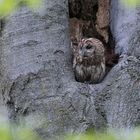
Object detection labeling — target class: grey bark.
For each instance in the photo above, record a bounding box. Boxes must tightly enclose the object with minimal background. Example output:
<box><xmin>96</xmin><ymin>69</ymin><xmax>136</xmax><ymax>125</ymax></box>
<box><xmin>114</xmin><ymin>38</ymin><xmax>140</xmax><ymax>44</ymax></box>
<box><xmin>0</xmin><ymin>0</ymin><xmax>140</xmax><ymax>139</ymax></box>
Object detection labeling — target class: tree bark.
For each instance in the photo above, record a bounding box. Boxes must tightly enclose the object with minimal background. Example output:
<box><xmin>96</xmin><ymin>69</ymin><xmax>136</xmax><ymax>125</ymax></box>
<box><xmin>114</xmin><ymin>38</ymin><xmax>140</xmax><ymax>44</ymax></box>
<box><xmin>0</xmin><ymin>0</ymin><xmax>140</xmax><ymax>139</ymax></box>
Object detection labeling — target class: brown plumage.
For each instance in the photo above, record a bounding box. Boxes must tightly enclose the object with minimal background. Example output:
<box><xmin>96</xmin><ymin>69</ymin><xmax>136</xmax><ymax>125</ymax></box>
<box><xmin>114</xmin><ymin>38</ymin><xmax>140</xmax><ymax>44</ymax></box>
<box><xmin>73</xmin><ymin>38</ymin><xmax>105</xmax><ymax>84</ymax></box>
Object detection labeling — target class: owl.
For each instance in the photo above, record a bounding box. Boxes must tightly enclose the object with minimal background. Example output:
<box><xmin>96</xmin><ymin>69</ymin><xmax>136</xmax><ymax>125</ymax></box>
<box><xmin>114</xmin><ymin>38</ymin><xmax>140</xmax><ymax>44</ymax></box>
<box><xmin>73</xmin><ymin>38</ymin><xmax>106</xmax><ymax>84</ymax></box>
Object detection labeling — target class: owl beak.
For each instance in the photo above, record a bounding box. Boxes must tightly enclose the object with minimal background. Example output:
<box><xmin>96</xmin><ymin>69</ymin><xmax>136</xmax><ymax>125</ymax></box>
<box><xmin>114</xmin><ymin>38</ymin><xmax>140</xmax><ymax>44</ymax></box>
<box><xmin>84</xmin><ymin>54</ymin><xmax>88</xmax><ymax>57</ymax></box>
<box><xmin>83</xmin><ymin>53</ymin><xmax>88</xmax><ymax>58</ymax></box>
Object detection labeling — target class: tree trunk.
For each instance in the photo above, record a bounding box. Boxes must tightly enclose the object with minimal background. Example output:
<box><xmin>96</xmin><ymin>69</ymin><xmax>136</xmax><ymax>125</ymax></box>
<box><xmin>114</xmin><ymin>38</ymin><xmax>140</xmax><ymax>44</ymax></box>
<box><xmin>0</xmin><ymin>0</ymin><xmax>140</xmax><ymax>139</ymax></box>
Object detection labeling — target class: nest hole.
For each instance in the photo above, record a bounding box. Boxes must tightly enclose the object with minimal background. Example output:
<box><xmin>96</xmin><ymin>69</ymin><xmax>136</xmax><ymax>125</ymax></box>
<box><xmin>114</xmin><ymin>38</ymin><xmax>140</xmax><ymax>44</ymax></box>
<box><xmin>68</xmin><ymin>0</ymin><xmax>119</xmax><ymax>75</ymax></box>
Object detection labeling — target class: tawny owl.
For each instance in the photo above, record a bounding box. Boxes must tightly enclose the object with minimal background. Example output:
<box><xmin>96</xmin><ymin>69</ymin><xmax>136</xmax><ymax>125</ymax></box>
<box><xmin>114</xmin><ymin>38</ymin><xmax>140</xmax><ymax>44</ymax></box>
<box><xmin>73</xmin><ymin>38</ymin><xmax>106</xmax><ymax>84</ymax></box>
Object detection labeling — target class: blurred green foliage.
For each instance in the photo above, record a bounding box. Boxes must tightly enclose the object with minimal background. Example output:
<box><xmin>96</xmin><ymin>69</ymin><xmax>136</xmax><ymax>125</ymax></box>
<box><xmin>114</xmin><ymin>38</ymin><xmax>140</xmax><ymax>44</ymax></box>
<box><xmin>0</xmin><ymin>122</ymin><xmax>40</xmax><ymax>140</ymax></box>
<box><xmin>1</xmin><ymin>121</ymin><xmax>140</xmax><ymax>140</ymax></box>
<box><xmin>0</xmin><ymin>0</ymin><xmax>41</xmax><ymax>16</ymax></box>
<box><xmin>121</xmin><ymin>0</ymin><xmax>140</xmax><ymax>7</ymax></box>
<box><xmin>64</xmin><ymin>132</ymin><xmax>115</xmax><ymax>140</ymax></box>
<box><xmin>65</xmin><ymin>128</ymin><xmax>140</xmax><ymax>140</ymax></box>
<box><xmin>0</xmin><ymin>123</ymin><xmax>13</xmax><ymax>140</ymax></box>
<box><xmin>0</xmin><ymin>0</ymin><xmax>139</xmax><ymax>16</ymax></box>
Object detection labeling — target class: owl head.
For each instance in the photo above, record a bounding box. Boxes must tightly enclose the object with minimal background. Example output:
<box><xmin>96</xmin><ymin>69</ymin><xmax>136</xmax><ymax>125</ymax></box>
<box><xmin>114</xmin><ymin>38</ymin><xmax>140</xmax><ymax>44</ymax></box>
<box><xmin>78</xmin><ymin>38</ymin><xmax>96</xmax><ymax>61</ymax></box>
<box><xmin>76</xmin><ymin>38</ymin><xmax>105</xmax><ymax>66</ymax></box>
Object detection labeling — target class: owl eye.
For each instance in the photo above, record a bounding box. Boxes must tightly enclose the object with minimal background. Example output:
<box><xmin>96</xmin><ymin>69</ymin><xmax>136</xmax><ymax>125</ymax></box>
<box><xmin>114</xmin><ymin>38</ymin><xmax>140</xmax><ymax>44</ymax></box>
<box><xmin>86</xmin><ymin>45</ymin><xmax>92</xmax><ymax>49</ymax></box>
